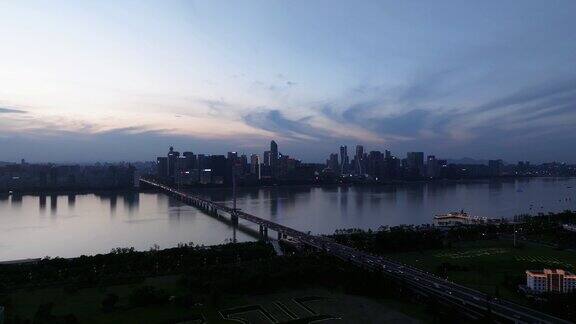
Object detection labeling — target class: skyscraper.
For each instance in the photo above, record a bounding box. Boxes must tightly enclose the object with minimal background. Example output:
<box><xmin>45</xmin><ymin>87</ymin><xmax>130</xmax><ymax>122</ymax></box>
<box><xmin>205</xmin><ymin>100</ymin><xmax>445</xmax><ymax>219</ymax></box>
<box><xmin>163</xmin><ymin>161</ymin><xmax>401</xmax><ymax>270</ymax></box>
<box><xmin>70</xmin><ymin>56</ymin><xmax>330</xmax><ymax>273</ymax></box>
<box><xmin>183</xmin><ymin>151</ymin><xmax>196</xmax><ymax>170</ymax></box>
<box><xmin>427</xmin><ymin>155</ymin><xmax>437</xmax><ymax>178</ymax></box>
<box><xmin>340</xmin><ymin>145</ymin><xmax>349</xmax><ymax>174</ymax></box>
<box><xmin>263</xmin><ymin>151</ymin><xmax>271</xmax><ymax>166</ymax></box>
<box><xmin>406</xmin><ymin>152</ymin><xmax>424</xmax><ymax>177</ymax></box>
<box><xmin>354</xmin><ymin>145</ymin><xmax>364</xmax><ymax>175</ymax></box>
<box><xmin>250</xmin><ymin>154</ymin><xmax>260</xmax><ymax>179</ymax></box>
<box><xmin>488</xmin><ymin>159</ymin><xmax>503</xmax><ymax>176</ymax></box>
<box><xmin>156</xmin><ymin>157</ymin><xmax>168</xmax><ymax>177</ymax></box>
<box><xmin>327</xmin><ymin>153</ymin><xmax>339</xmax><ymax>171</ymax></box>
<box><xmin>270</xmin><ymin>140</ymin><xmax>279</xmax><ymax>178</ymax></box>
<box><xmin>167</xmin><ymin>146</ymin><xmax>180</xmax><ymax>179</ymax></box>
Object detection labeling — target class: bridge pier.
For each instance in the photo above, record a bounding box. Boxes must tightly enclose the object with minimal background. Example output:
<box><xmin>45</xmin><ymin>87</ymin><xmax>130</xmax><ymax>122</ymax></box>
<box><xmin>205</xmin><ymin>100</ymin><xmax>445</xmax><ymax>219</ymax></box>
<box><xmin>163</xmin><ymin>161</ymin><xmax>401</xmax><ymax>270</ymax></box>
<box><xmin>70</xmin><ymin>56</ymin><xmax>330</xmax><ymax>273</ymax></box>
<box><xmin>259</xmin><ymin>225</ymin><xmax>269</xmax><ymax>241</ymax></box>
<box><xmin>277</xmin><ymin>231</ymin><xmax>282</xmax><ymax>240</ymax></box>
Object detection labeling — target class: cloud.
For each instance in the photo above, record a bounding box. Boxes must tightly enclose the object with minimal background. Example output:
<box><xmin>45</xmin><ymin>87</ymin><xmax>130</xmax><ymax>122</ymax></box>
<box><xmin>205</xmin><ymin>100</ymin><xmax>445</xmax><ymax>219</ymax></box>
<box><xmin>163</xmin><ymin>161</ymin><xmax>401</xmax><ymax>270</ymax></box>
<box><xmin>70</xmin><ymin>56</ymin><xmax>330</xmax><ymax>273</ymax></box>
<box><xmin>0</xmin><ymin>107</ymin><xmax>27</xmax><ymax>114</ymax></box>
<box><xmin>243</xmin><ymin>109</ymin><xmax>322</xmax><ymax>141</ymax></box>
<box><xmin>474</xmin><ymin>78</ymin><xmax>576</xmax><ymax>113</ymax></box>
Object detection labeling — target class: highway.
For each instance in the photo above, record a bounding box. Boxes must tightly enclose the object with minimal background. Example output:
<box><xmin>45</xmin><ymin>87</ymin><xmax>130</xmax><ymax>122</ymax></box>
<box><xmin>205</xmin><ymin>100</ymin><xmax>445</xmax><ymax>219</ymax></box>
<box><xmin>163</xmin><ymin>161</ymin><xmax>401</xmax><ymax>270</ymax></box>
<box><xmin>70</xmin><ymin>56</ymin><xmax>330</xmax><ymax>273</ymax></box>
<box><xmin>140</xmin><ymin>178</ymin><xmax>571</xmax><ymax>324</ymax></box>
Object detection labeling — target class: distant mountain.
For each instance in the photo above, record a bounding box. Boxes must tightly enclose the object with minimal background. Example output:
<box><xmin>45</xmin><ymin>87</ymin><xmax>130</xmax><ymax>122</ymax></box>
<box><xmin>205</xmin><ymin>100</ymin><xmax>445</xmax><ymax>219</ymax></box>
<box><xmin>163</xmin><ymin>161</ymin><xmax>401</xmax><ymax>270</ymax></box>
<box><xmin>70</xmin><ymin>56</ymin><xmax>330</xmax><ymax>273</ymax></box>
<box><xmin>446</xmin><ymin>158</ymin><xmax>489</xmax><ymax>165</ymax></box>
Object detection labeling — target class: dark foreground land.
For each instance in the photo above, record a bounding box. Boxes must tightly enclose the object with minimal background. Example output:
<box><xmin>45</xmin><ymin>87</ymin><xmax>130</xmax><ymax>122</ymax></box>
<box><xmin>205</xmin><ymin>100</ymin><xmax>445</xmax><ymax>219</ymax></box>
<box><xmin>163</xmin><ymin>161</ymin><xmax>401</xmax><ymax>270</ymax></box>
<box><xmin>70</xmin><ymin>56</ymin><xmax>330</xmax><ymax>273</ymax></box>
<box><xmin>1</xmin><ymin>241</ymin><xmax>485</xmax><ymax>324</ymax></box>
<box><xmin>2</xmin><ymin>211</ymin><xmax>576</xmax><ymax>323</ymax></box>
<box><xmin>332</xmin><ymin>210</ymin><xmax>576</xmax><ymax>322</ymax></box>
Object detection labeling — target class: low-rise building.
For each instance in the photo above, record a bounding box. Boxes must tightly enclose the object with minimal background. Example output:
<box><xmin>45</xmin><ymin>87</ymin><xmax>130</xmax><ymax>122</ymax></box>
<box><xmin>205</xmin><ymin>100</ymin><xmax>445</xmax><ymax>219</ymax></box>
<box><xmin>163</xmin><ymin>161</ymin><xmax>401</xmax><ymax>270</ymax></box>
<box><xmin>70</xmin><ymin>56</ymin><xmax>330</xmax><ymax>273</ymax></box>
<box><xmin>526</xmin><ymin>269</ymin><xmax>576</xmax><ymax>293</ymax></box>
<box><xmin>433</xmin><ymin>211</ymin><xmax>491</xmax><ymax>227</ymax></box>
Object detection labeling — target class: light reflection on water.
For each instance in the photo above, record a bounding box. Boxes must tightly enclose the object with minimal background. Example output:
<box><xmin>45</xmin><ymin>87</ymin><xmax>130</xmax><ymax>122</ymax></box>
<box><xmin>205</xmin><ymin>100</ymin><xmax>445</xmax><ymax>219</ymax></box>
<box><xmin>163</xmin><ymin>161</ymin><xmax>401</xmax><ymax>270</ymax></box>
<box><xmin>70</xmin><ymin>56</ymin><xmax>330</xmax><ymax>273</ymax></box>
<box><xmin>1</xmin><ymin>177</ymin><xmax>575</xmax><ymax>261</ymax></box>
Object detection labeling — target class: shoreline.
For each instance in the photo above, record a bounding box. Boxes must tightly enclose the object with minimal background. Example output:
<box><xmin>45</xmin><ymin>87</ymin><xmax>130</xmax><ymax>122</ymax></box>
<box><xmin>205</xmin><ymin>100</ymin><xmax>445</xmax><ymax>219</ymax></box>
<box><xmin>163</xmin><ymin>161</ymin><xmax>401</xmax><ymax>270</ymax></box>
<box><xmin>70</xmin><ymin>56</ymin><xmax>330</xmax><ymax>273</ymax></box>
<box><xmin>2</xmin><ymin>175</ymin><xmax>573</xmax><ymax>196</ymax></box>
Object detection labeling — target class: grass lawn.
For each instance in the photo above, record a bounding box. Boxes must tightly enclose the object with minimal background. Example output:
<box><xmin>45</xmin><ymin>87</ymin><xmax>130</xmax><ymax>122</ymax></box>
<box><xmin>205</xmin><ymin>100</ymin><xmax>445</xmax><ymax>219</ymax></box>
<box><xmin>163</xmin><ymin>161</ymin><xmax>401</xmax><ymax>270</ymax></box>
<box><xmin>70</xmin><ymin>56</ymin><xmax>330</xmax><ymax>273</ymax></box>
<box><xmin>7</xmin><ymin>277</ymin><xmax>428</xmax><ymax>323</ymax></box>
<box><xmin>8</xmin><ymin>275</ymin><xmax>209</xmax><ymax>324</ymax></box>
<box><xmin>386</xmin><ymin>239</ymin><xmax>576</xmax><ymax>303</ymax></box>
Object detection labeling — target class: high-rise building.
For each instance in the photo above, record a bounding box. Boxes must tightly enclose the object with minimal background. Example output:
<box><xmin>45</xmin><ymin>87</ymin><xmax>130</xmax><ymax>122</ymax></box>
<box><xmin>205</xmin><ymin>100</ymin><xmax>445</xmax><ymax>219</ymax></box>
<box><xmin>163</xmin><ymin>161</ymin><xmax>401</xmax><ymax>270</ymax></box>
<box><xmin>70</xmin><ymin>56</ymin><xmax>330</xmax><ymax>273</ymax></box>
<box><xmin>156</xmin><ymin>157</ymin><xmax>168</xmax><ymax>177</ymax></box>
<box><xmin>263</xmin><ymin>151</ymin><xmax>272</xmax><ymax>167</ymax></box>
<box><xmin>339</xmin><ymin>145</ymin><xmax>349</xmax><ymax>174</ymax></box>
<box><xmin>270</xmin><ymin>140</ymin><xmax>279</xmax><ymax>177</ymax></box>
<box><xmin>427</xmin><ymin>155</ymin><xmax>438</xmax><ymax>178</ymax></box>
<box><xmin>226</xmin><ymin>151</ymin><xmax>239</xmax><ymax>184</ymax></box>
<box><xmin>327</xmin><ymin>153</ymin><xmax>339</xmax><ymax>171</ymax></box>
<box><xmin>227</xmin><ymin>151</ymin><xmax>238</xmax><ymax>161</ymax></box>
<box><xmin>367</xmin><ymin>151</ymin><xmax>384</xmax><ymax>180</ymax></box>
<box><xmin>183</xmin><ymin>151</ymin><xmax>196</xmax><ymax>170</ymax></box>
<box><xmin>197</xmin><ymin>154</ymin><xmax>210</xmax><ymax>171</ymax></box>
<box><xmin>210</xmin><ymin>155</ymin><xmax>226</xmax><ymax>184</ymax></box>
<box><xmin>354</xmin><ymin>145</ymin><xmax>365</xmax><ymax>175</ymax></box>
<box><xmin>239</xmin><ymin>154</ymin><xmax>248</xmax><ymax>175</ymax></box>
<box><xmin>167</xmin><ymin>146</ymin><xmax>180</xmax><ymax>178</ymax></box>
<box><xmin>279</xmin><ymin>154</ymin><xmax>290</xmax><ymax>178</ymax></box>
<box><xmin>406</xmin><ymin>152</ymin><xmax>424</xmax><ymax>177</ymax></box>
<box><xmin>250</xmin><ymin>154</ymin><xmax>260</xmax><ymax>179</ymax></box>
<box><xmin>488</xmin><ymin>159</ymin><xmax>503</xmax><ymax>176</ymax></box>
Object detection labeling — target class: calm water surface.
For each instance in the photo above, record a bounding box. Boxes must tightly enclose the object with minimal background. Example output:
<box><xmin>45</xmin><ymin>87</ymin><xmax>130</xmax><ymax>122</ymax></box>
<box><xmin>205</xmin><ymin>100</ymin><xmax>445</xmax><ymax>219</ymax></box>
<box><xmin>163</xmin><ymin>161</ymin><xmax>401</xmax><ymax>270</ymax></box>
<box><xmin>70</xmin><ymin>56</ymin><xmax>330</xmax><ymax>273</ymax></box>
<box><xmin>1</xmin><ymin>177</ymin><xmax>575</xmax><ymax>261</ymax></box>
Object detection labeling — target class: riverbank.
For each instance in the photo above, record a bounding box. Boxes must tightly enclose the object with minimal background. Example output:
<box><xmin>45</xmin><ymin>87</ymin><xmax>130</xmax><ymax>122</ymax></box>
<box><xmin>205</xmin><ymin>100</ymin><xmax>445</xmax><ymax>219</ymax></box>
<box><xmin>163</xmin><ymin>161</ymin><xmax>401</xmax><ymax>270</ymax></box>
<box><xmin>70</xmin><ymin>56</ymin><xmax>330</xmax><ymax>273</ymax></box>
<box><xmin>153</xmin><ymin>174</ymin><xmax>569</xmax><ymax>191</ymax></box>
<box><xmin>0</xmin><ymin>242</ymin><xmax>440</xmax><ymax>323</ymax></box>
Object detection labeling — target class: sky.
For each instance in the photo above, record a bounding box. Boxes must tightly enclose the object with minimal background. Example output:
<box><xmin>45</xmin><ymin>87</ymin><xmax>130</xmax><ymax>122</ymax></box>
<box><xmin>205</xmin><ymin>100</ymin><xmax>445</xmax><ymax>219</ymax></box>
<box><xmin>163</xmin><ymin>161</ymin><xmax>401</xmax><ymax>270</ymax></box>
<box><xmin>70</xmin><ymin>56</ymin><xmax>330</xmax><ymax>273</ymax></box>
<box><xmin>1</xmin><ymin>1</ymin><xmax>575</xmax><ymax>163</ymax></box>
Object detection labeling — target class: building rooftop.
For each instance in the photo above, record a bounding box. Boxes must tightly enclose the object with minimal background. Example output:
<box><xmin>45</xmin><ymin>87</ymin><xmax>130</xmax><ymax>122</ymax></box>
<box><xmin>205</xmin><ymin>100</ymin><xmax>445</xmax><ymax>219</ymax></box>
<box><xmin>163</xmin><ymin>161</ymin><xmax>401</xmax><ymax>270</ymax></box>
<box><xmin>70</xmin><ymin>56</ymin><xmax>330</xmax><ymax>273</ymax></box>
<box><xmin>526</xmin><ymin>269</ymin><xmax>576</xmax><ymax>278</ymax></box>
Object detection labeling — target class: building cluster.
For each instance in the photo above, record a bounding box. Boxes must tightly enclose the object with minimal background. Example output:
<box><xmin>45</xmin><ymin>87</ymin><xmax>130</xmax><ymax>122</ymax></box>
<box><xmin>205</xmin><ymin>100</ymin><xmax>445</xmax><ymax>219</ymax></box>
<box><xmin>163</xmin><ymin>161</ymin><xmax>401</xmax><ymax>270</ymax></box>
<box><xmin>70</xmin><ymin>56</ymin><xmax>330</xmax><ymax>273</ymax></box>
<box><xmin>325</xmin><ymin>145</ymin><xmax>505</xmax><ymax>180</ymax></box>
<box><xmin>0</xmin><ymin>161</ymin><xmax>136</xmax><ymax>192</ymax></box>
<box><xmin>526</xmin><ymin>269</ymin><xmax>576</xmax><ymax>294</ymax></box>
<box><xmin>155</xmin><ymin>140</ymin><xmax>576</xmax><ymax>186</ymax></box>
<box><xmin>155</xmin><ymin>141</ymin><xmax>320</xmax><ymax>185</ymax></box>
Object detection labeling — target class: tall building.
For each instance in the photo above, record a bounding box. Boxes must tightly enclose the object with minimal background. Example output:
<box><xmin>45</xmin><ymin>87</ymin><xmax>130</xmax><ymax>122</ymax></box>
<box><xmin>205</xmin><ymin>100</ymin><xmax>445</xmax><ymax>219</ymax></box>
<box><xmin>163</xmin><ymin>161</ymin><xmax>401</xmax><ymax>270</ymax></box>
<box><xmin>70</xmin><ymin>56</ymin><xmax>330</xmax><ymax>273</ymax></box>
<box><xmin>406</xmin><ymin>152</ymin><xmax>424</xmax><ymax>177</ymax></box>
<box><xmin>210</xmin><ymin>155</ymin><xmax>226</xmax><ymax>184</ymax></box>
<box><xmin>367</xmin><ymin>151</ymin><xmax>384</xmax><ymax>180</ymax></box>
<box><xmin>488</xmin><ymin>159</ymin><xmax>503</xmax><ymax>176</ymax></box>
<box><xmin>270</xmin><ymin>140</ymin><xmax>279</xmax><ymax>177</ymax></box>
<box><xmin>197</xmin><ymin>154</ymin><xmax>210</xmax><ymax>171</ymax></box>
<box><xmin>263</xmin><ymin>151</ymin><xmax>272</xmax><ymax>167</ymax></box>
<box><xmin>427</xmin><ymin>155</ymin><xmax>438</xmax><ymax>178</ymax></box>
<box><xmin>250</xmin><ymin>154</ymin><xmax>260</xmax><ymax>179</ymax></box>
<box><xmin>327</xmin><ymin>153</ymin><xmax>339</xmax><ymax>171</ymax></box>
<box><xmin>279</xmin><ymin>154</ymin><xmax>290</xmax><ymax>177</ymax></box>
<box><xmin>156</xmin><ymin>157</ymin><xmax>168</xmax><ymax>177</ymax></box>
<box><xmin>354</xmin><ymin>145</ymin><xmax>364</xmax><ymax>175</ymax></box>
<box><xmin>183</xmin><ymin>151</ymin><xmax>196</xmax><ymax>170</ymax></box>
<box><xmin>339</xmin><ymin>145</ymin><xmax>349</xmax><ymax>174</ymax></box>
<box><xmin>239</xmin><ymin>154</ymin><xmax>248</xmax><ymax>175</ymax></box>
<box><xmin>167</xmin><ymin>146</ymin><xmax>180</xmax><ymax>179</ymax></box>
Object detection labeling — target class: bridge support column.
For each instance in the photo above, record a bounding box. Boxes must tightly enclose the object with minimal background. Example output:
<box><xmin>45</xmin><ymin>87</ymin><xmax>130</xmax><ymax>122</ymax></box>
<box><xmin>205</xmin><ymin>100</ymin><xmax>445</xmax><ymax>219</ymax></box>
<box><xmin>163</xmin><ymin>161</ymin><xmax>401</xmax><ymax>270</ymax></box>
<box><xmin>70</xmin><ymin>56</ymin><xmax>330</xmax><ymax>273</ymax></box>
<box><xmin>277</xmin><ymin>232</ymin><xmax>282</xmax><ymax>240</ymax></box>
<box><xmin>259</xmin><ymin>225</ymin><xmax>267</xmax><ymax>241</ymax></box>
<box><xmin>231</xmin><ymin>213</ymin><xmax>238</xmax><ymax>226</ymax></box>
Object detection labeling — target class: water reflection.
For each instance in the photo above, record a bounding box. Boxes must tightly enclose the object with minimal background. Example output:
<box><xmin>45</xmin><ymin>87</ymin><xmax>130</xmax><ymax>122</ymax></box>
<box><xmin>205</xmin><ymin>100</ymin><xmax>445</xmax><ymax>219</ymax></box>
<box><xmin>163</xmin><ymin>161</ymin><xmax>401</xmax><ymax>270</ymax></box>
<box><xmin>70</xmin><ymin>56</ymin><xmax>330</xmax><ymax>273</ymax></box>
<box><xmin>11</xmin><ymin>193</ymin><xmax>22</xmax><ymax>207</ymax></box>
<box><xmin>123</xmin><ymin>192</ymin><xmax>139</xmax><ymax>213</ymax></box>
<box><xmin>39</xmin><ymin>194</ymin><xmax>47</xmax><ymax>213</ymax></box>
<box><xmin>50</xmin><ymin>195</ymin><xmax>57</xmax><ymax>215</ymax></box>
<box><xmin>68</xmin><ymin>194</ymin><xmax>76</xmax><ymax>209</ymax></box>
<box><xmin>1</xmin><ymin>178</ymin><xmax>575</xmax><ymax>261</ymax></box>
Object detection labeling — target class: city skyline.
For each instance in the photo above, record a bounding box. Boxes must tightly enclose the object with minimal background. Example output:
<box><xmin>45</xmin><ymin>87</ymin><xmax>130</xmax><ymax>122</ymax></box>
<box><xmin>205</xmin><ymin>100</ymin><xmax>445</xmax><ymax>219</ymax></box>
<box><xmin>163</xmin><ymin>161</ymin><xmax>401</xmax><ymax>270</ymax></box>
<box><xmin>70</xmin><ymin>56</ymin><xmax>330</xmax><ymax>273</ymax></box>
<box><xmin>1</xmin><ymin>1</ymin><xmax>576</xmax><ymax>163</ymax></box>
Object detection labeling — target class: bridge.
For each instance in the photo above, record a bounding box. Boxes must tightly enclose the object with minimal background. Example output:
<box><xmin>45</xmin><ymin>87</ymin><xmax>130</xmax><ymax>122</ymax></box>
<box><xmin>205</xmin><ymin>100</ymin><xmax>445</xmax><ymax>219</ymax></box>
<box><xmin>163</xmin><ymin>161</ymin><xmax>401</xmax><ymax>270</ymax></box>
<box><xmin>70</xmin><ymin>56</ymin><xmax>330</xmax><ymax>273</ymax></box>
<box><xmin>140</xmin><ymin>177</ymin><xmax>569</xmax><ymax>324</ymax></box>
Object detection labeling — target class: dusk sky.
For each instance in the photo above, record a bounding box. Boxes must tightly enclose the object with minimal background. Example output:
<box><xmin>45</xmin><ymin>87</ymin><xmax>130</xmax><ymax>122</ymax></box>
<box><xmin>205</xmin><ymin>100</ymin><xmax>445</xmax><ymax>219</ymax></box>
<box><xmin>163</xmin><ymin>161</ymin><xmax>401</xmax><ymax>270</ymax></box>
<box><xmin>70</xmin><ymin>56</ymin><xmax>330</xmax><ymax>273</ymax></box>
<box><xmin>1</xmin><ymin>1</ymin><xmax>575</xmax><ymax>163</ymax></box>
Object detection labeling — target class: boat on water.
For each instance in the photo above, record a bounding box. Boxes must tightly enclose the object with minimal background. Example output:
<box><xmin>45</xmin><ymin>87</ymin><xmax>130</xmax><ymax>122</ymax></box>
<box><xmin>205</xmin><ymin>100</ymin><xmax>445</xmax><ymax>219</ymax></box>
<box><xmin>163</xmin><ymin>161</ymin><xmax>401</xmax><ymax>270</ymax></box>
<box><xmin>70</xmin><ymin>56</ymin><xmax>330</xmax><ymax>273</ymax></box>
<box><xmin>433</xmin><ymin>210</ymin><xmax>494</xmax><ymax>227</ymax></box>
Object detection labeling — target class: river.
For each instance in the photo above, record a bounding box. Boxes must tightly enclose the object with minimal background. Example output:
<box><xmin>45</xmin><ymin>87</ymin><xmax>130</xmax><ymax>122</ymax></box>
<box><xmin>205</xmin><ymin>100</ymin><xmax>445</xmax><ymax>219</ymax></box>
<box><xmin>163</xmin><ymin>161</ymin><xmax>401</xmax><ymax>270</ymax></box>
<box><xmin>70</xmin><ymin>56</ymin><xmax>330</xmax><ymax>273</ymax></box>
<box><xmin>1</xmin><ymin>177</ymin><xmax>574</xmax><ymax>261</ymax></box>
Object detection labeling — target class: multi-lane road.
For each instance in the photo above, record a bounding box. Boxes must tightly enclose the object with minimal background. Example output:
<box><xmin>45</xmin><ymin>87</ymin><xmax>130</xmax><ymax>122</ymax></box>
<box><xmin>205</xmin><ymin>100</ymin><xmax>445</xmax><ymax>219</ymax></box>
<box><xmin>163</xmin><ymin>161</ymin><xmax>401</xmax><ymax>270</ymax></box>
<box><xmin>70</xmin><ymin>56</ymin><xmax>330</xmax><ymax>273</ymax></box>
<box><xmin>141</xmin><ymin>178</ymin><xmax>571</xmax><ymax>324</ymax></box>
